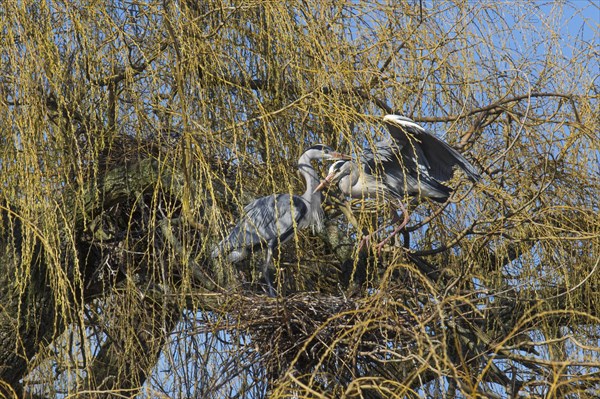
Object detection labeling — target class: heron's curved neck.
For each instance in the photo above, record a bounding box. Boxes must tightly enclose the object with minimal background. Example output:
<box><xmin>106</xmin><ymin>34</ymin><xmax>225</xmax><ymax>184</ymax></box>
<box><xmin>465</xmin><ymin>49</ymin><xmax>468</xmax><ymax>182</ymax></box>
<box><xmin>338</xmin><ymin>162</ymin><xmax>359</xmax><ymax>193</ymax></box>
<box><xmin>297</xmin><ymin>152</ymin><xmax>321</xmax><ymax>207</ymax></box>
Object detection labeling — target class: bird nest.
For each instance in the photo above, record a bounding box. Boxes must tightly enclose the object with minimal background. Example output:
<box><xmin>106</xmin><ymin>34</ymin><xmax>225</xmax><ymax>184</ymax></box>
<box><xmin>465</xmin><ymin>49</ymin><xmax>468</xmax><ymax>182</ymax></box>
<box><xmin>224</xmin><ymin>289</ymin><xmax>433</xmax><ymax>389</ymax></box>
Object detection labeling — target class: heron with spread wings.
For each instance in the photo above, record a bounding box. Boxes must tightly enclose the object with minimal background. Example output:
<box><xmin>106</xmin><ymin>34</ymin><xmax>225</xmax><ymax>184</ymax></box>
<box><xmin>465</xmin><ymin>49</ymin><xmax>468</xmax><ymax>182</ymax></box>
<box><xmin>315</xmin><ymin>114</ymin><xmax>480</xmax><ymax>252</ymax></box>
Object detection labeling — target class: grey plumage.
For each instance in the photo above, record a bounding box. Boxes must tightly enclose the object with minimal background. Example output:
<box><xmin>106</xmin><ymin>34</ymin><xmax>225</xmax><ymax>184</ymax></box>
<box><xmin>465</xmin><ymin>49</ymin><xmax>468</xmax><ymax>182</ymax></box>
<box><xmin>211</xmin><ymin>144</ymin><xmax>349</xmax><ymax>296</ymax></box>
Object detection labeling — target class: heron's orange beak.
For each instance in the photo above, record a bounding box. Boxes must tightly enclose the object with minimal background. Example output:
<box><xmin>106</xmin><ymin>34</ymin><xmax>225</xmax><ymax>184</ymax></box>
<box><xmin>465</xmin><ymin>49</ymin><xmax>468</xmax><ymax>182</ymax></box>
<box><xmin>330</xmin><ymin>151</ymin><xmax>352</xmax><ymax>160</ymax></box>
<box><xmin>313</xmin><ymin>180</ymin><xmax>329</xmax><ymax>194</ymax></box>
<box><xmin>313</xmin><ymin>171</ymin><xmax>337</xmax><ymax>193</ymax></box>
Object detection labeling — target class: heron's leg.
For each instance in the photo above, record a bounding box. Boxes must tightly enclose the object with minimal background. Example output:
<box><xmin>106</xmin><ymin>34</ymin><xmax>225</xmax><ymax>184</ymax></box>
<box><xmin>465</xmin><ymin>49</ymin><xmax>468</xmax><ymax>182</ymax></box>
<box><xmin>358</xmin><ymin>224</ymin><xmax>388</xmax><ymax>250</ymax></box>
<box><xmin>263</xmin><ymin>247</ymin><xmax>276</xmax><ymax>297</ymax></box>
<box><xmin>375</xmin><ymin>200</ymin><xmax>410</xmax><ymax>255</ymax></box>
<box><xmin>360</xmin><ymin>201</ymin><xmax>408</xmax><ymax>251</ymax></box>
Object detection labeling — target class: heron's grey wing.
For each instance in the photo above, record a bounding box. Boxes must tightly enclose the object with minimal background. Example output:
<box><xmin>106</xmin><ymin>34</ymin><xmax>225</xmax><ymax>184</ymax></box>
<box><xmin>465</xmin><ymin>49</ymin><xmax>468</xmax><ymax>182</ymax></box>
<box><xmin>360</xmin><ymin>120</ymin><xmax>451</xmax><ymax>200</ymax></box>
<box><xmin>215</xmin><ymin>196</ymin><xmax>276</xmax><ymax>256</ymax></box>
<box><xmin>364</xmin><ymin>134</ymin><xmax>432</xmax><ymax>177</ymax></box>
<box><xmin>223</xmin><ymin>194</ymin><xmax>308</xmax><ymax>253</ymax></box>
<box><xmin>378</xmin><ymin>143</ymin><xmax>451</xmax><ymax>201</ymax></box>
<box><xmin>353</xmin><ymin>139</ymin><xmax>403</xmax><ymax>198</ymax></box>
<box><xmin>362</xmin><ymin>136</ymin><xmax>398</xmax><ymax>164</ymax></box>
<box><xmin>274</xmin><ymin>195</ymin><xmax>309</xmax><ymax>242</ymax></box>
<box><xmin>361</xmin><ymin>136</ymin><xmax>403</xmax><ymax>179</ymax></box>
<box><xmin>417</xmin><ymin>129</ymin><xmax>480</xmax><ymax>181</ymax></box>
<box><xmin>385</xmin><ymin>116</ymin><xmax>480</xmax><ymax>182</ymax></box>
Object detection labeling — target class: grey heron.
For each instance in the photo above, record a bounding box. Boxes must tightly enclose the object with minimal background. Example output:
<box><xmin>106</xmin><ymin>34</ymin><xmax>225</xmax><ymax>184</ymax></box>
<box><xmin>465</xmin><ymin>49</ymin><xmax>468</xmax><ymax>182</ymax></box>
<box><xmin>315</xmin><ymin>114</ymin><xmax>480</xmax><ymax>252</ymax></box>
<box><xmin>211</xmin><ymin>144</ymin><xmax>350</xmax><ymax>296</ymax></box>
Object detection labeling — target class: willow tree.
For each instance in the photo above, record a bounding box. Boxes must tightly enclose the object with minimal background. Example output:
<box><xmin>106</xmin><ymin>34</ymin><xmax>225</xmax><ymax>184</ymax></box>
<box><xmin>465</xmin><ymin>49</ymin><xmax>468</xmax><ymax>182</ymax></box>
<box><xmin>0</xmin><ymin>1</ymin><xmax>598</xmax><ymax>398</ymax></box>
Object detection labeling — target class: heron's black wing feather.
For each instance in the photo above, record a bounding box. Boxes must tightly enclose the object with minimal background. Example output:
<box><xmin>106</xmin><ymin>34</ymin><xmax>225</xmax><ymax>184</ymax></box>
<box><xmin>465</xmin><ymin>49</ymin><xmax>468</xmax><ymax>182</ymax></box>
<box><xmin>417</xmin><ymin>128</ymin><xmax>480</xmax><ymax>181</ymax></box>
<box><xmin>385</xmin><ymin>116</ymin><xmax>480</xmax><ymax>182</ymax></box>
<box><xmin>360</xmin><ymin>118</ymin><xmax>453</xmax><ymax>200</ymax></box>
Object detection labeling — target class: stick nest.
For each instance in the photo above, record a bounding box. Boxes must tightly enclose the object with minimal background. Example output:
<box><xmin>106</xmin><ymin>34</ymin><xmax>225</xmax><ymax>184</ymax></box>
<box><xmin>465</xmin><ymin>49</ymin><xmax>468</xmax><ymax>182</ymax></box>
<box><xmin>226</xmin><ymin>289</ymin><xmax>431</xmax><ymax>386</ymax></box>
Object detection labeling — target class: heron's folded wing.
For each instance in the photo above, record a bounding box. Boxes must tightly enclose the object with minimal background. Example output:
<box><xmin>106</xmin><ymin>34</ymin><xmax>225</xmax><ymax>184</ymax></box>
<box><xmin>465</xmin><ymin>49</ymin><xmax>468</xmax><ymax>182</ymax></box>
<box><xmin>230</xmin><ymin>194</ymin><xmax>308</xmax><ymax>249</ymax></box>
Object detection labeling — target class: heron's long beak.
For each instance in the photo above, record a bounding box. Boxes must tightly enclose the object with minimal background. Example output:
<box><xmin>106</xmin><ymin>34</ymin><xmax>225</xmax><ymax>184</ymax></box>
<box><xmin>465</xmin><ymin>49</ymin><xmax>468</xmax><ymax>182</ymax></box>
<box><xmin>313</xmin><ymin>180</ymin><xmax>329</xmax><ymax>194</ymax></box>
<box><xmin>330</xmin><ymin>151</ymin><xmax>352</xmax><ymax>160</ymax></box>
<box><xmin>313</xmin><ymin>171</ymin><xmax>337</xmax><ymax>193</ymax></box>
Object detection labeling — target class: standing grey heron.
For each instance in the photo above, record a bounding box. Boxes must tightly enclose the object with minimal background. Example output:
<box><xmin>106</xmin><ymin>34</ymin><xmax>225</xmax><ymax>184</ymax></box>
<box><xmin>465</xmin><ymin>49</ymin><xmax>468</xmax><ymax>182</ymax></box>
<box><xmin>315</xmin><ymin>114</ymin><xmax>480</xmax><ymax>252</ymax></box>
<box><xmin>211</xmin><ymin>144</ymin><xmax>350</xmax><ymax>296</ymax></box>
